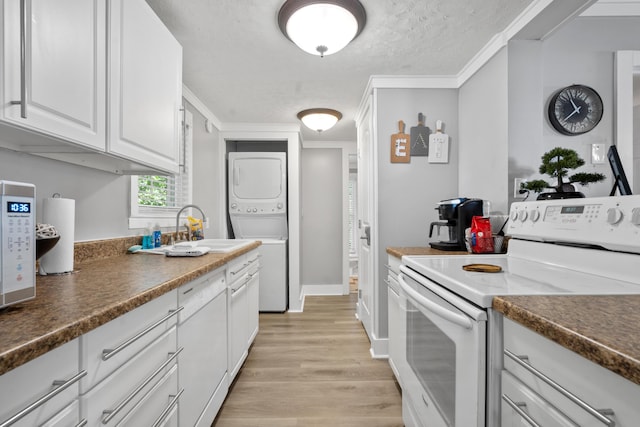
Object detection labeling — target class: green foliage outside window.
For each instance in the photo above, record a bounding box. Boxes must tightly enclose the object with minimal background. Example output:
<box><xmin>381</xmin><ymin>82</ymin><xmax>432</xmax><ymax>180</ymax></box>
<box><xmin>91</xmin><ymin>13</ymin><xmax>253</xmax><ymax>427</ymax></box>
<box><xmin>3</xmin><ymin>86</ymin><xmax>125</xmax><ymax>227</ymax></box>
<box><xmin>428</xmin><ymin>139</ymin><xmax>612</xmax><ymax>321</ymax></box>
<box><xmin>138</xmin><ymin>175</ymin><xmax>168</xmax><ymax>206</ymax></box>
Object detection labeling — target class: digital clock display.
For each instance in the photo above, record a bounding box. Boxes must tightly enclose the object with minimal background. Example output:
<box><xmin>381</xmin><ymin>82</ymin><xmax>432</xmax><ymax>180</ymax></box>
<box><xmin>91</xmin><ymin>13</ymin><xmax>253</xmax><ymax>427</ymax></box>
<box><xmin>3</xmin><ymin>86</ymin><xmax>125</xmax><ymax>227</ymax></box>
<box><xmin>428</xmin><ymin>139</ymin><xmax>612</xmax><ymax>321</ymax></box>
<box><xmin>561</xmin><ymin>206</ymin><xmax>584</xmax><ymax>214</ymax></box>
<box><xmin>7</xmin><ymin>201</ymin><xmax>31</xmax><ymax>214</ymax></box>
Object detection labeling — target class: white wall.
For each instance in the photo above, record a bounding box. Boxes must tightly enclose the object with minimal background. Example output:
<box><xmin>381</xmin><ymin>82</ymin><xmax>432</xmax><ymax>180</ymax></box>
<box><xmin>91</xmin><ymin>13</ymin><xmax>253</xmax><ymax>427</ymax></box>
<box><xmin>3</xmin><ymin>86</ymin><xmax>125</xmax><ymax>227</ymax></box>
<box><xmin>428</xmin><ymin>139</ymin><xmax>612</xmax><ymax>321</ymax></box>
<box><xmin>508</xmin><ymin>17</ymin><xmax>640</xmax><ymax>200</ymax></box>
<box><xmin>376</xmin><ymin>87</ymin><xmax>459</xmax><ymax>338</ymax></box>
<box><xmin>186</xmin><ymin>100</ymin><xmax>223</xmax><ymax>238</ymax></box>
<box><xmin>459</xmin><ymin>47</ymin><xmax>510</xmax><ymax>214</ymax></box>
<box><xmin>300</xmin><ymin>148</ymin><xmax>343</xmax><ymax>288</ymax></box>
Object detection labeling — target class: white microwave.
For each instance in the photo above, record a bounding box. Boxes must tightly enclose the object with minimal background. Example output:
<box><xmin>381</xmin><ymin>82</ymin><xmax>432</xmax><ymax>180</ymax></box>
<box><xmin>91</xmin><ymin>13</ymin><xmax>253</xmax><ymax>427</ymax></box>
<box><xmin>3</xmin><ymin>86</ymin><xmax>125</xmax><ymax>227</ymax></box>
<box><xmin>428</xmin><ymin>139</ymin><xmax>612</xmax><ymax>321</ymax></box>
<box><xmin>0</xmin><ymin>180</ymin><xmax>36</xmax><ymax>308</ymax></box>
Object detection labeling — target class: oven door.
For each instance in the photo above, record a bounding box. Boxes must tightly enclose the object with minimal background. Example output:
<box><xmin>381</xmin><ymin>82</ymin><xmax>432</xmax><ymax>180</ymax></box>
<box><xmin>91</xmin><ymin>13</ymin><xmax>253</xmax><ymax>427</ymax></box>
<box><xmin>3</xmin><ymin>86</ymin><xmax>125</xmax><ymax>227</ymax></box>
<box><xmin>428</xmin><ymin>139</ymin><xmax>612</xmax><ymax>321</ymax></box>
<box><xmin>398</xmin><ymin>265</ymin><xmax>487</xmax><ymax>427</ymax></box>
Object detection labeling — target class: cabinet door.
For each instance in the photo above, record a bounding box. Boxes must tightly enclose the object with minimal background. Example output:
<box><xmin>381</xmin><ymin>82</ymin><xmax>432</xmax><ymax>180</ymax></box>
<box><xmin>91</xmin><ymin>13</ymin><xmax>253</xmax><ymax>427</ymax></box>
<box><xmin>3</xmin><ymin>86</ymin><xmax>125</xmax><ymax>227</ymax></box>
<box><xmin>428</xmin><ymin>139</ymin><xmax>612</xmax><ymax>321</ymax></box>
<box><xmin>108</xmin><ymin>0</ymin><xmax>181</xmax><ymax>174</ymax></box>
<box><xmin>1</xmin><ymin>0</ymin><xmax>106</xmax><ymax>149</ymax></box>
<box><xmin>247</xmin><ymin>268</ymin><xmax>259</xmax><ymax>345</ymax></box>
<box><xmin>228</xmin><ymin>278</ymin><xmax>249</xmax><ymax>381</ymax></box>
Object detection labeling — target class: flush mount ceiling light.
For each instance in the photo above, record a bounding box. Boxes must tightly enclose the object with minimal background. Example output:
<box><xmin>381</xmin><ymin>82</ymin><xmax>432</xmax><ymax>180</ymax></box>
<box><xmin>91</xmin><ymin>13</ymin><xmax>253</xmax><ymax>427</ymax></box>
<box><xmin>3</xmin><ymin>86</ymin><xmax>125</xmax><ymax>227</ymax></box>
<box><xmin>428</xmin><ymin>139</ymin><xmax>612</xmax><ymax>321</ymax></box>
<box><xmin>297</xmin><ymin>108</ymin><xmax>342</xmax><ymax>132</ymax></box>
<box><xmin>278</xmin><ymin>0</ymin><xmax>366</xmax><ymax>57</ymax></box>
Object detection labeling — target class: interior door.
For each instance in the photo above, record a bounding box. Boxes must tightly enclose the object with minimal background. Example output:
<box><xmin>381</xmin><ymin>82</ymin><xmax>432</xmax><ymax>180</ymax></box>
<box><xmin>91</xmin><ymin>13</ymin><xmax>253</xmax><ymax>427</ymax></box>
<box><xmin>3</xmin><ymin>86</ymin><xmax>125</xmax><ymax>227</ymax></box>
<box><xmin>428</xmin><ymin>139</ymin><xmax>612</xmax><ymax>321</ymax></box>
<box><xmin>357</xmin><ymin>98</ymin><xmax>374</xmax><ymax>339</ymax></box>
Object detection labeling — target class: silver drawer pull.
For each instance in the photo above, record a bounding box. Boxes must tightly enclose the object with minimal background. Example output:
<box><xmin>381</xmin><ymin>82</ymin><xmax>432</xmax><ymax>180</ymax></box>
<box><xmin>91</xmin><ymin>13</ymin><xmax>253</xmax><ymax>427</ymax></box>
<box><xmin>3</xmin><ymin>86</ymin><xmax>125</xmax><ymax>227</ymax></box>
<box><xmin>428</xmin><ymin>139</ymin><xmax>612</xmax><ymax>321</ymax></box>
<box><xmin>75</xmin><ymin>419</ymin><xmax>88</xmax><ymax>427</ymax></box>
<box><xmin>102</xmin><ymin>307</ymin><xmax>183</xmax><ymax>361</ymax></box>
<box><xmin>0</xmin><ymin>370</ymin><xmax>87</xmax><ymax>427</ymax></box>
<box><xmin>230</xmin><ymin>263</ymin><xmax>249</xmax><ymax>275</ymax></box>
<box><xmin>9</xmin><ymin>0</ymin><xmax>27</xmax><ymax>118</ymax></box>
<box><xmin>502</xmin><ymin>394</ymin><xmax>541</xmax><ymax>427</ymax></box>
<box><xmin>101</xmin><ymin>348</ymin><xmax>183</xmax><ymax>424</ymax></box>
<box><xmin>151</xmin><ymin>388</ymin><xmax>184</xmax><ymax>427</ymax></box>
<box><xmin>504</xmin><ymin>349</ymin><xmax>615</xmax><ymax>426</ymax></box>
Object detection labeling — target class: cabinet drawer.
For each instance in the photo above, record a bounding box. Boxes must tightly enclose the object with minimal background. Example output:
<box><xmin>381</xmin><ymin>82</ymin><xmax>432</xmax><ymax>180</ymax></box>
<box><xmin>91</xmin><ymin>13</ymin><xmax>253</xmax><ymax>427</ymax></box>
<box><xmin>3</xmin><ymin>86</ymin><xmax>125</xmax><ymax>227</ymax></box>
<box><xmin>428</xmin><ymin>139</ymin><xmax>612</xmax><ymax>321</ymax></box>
<box><xmin>387</xmin><ymin>255</ymin><xmax>401</xmax><ymax>277</ymax></box>
<box><xmin>0</xmin><ymin>339</ymin><xmax>82</xmax><ymax>427</ymax></box>
<box><xmin>116</xmin><ymin>365</ymin><xmax>179</xmax><ymax>427</ymax></box>
<box><xmin>502</xmin><ymin>370</ymin><xmax>578</xmax><ymax>427</ymax></box>
<box><xmin>503</xmin><ymin>318</ymin><xmax>639</xmax><ymax>426</ymax></box>
<box><xmin>80</xmin><ymin>290</ymin><xmax>177</xmax><ymax>392</ymax></box>
<box><xmin>81</xmin><ymin>327</ymin><xmax>178</xmax><ymax>426</ymax></box>
<box><xmin>226</xmin><ymin>250</ymin><xmax>259</xmax><ymax>286</ymax></box>
<box><xmin>226</xmin><ymin>254</ymin><xmax>248</xmax><ymax>285</ymax></box>
<box><xmin>40</xmin><ymin>400</ymin><xmax>81</xmax><ymax>427</ymax></box>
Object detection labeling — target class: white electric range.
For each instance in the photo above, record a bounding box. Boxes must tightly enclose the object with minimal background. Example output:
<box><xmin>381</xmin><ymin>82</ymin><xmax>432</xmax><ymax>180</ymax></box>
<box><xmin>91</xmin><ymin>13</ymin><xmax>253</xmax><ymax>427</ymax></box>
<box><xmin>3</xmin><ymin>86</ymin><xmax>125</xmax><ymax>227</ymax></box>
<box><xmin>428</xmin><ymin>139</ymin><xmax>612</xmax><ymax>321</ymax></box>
<box><xmin>398</xmin><ymin>195</ymin><xmax>640</xmax><ymax>427</ymax></box>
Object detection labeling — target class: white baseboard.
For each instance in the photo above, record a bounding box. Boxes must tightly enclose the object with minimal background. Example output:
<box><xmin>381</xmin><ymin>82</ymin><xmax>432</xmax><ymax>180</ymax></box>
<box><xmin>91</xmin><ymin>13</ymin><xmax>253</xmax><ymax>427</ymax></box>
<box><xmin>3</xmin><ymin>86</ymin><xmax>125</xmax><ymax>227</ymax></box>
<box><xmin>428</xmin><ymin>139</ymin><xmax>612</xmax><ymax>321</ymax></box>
<box><xmin>369</xmin><ymin>336</ymin><xmax>389</xmax><ymax>359</ymax></box>
<box><xmin>301</xmin><ymin>284</ymin><xmax>346</xmax><ymax>296</ymax></box>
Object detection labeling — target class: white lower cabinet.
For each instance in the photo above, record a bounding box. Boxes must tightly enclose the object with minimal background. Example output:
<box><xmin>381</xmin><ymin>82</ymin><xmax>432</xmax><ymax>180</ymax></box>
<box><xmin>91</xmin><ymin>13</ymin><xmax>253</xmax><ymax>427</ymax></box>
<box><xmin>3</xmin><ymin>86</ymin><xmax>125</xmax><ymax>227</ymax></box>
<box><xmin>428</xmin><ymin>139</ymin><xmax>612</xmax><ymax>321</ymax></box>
<box><xmin>79</xmin><ymin>290</ymin><xmax>179</xmax><ymax>426</ymax></box>
<box><xmin>502</xmin><ymin>317</ymin><xmax>640</xmax><ymax>427</ymax></box>
<box><xmin>227</xmin><ymin>249</ymin><xmax>260</xmax><ymax>382</ymax></box>
<box><xmin>1</xmin><ymin>250</ymin><xmax>262</xmax><ymax>427</ymax></box>
<box><xmin>177</xmin><ymin>269</ymin><xmax>227</xmax><ymax>427</ymax></box>
<box><xmin>0</xmin><ymin>338</ymin><xmax>84</xmax><ymax>426</ymax></box>
<box><xmin>386</xmin><ymin>254</ymin><xmax>405</xmax><ymax>387</ymax></box>
<box><xmin>247</xmin><ymin>259</ymin><xmax>260</xmax><ymax>345</ymax></box>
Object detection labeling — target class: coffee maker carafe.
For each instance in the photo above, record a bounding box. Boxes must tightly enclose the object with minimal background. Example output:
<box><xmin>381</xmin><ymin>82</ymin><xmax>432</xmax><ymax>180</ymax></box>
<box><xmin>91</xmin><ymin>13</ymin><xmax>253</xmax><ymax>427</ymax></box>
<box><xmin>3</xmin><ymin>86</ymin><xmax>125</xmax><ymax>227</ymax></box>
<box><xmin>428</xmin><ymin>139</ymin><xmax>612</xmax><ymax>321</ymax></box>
<box><xmin>429</xmin><ymin>198</ymin><xmax>483</xmax><ymax>251</ymax></box>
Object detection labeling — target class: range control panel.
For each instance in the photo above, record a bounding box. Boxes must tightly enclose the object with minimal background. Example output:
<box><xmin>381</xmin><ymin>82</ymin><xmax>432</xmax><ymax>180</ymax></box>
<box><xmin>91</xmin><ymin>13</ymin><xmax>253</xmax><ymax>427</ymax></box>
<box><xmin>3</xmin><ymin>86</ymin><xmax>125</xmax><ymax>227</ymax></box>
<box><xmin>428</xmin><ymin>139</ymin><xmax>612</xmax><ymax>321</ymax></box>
<box><xmin>508</xmin><ymin>195</ymin><xmax>640</xmax><ymax>253</ymax></box>
<box><xmin>1</xmin><ymin>181</ymin><xmax>36</xmax><ymax>308</ymax></box>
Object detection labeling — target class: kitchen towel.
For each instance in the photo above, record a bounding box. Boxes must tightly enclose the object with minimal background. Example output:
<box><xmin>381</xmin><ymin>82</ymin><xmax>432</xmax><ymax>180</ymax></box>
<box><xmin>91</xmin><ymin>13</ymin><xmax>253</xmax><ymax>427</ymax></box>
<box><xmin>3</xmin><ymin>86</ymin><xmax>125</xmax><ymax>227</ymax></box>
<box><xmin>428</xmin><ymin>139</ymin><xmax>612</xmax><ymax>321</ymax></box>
<box><xmin>39</xmin><ymin>196</ymin><xmax>75</xmax><ymax>275</ymax></box>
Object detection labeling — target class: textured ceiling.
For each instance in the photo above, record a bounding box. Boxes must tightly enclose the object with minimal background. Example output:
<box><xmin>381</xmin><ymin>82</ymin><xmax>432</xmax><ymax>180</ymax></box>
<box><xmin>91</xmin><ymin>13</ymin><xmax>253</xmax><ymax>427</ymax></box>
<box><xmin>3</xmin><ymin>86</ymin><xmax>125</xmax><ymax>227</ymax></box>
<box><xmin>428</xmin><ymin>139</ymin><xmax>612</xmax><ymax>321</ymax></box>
<box><xmin>146</xmin><ymin>0</ymin><xmax>534</xmax><ymax>141</ymax></box>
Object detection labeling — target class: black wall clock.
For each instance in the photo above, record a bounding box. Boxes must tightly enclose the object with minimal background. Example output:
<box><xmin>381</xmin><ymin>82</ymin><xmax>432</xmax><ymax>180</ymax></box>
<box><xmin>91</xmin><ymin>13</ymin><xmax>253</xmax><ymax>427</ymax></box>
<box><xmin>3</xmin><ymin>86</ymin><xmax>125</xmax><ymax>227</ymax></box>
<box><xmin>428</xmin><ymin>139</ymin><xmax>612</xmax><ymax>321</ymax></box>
<box><xmin>548</xmin><ymin>84</ymin><xmax>603</xmax><ymax>136</ymax></box>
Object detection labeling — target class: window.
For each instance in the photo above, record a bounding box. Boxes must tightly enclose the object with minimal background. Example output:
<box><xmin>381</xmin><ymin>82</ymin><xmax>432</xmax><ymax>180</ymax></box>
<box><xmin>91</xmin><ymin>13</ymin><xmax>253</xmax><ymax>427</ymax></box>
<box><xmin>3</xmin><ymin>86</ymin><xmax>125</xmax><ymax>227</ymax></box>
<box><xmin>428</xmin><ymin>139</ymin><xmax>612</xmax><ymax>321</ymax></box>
<box><xmin>129</xmin><ymin>110</ymin><xmax>193</xmax><ymax>229</ymax></box>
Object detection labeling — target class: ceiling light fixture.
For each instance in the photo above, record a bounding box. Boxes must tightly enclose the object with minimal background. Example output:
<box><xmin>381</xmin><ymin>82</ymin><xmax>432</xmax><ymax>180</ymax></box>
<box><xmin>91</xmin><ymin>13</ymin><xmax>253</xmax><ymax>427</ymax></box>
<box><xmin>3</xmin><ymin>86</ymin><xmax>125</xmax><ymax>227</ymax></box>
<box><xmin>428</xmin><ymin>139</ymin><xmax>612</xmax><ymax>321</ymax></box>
<box><xmin>278</xmin><ymin>0</ymin><xmax>366</xmax><ymax>57</ymax></box>
<box><xmin>297</xmin><ymin>108</ymin><xmax>343</xmax><ymax>132</ymax></box>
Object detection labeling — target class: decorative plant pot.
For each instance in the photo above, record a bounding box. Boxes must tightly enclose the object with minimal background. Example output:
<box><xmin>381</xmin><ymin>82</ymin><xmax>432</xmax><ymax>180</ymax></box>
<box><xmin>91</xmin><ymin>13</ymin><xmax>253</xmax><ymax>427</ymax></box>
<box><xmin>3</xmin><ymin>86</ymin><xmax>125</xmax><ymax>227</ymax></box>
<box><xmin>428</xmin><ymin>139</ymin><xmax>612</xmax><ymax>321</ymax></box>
<box><xmin>536</xmin><ymin>192</ymin><xmax>585</xmax><ymax>200</ymax></box>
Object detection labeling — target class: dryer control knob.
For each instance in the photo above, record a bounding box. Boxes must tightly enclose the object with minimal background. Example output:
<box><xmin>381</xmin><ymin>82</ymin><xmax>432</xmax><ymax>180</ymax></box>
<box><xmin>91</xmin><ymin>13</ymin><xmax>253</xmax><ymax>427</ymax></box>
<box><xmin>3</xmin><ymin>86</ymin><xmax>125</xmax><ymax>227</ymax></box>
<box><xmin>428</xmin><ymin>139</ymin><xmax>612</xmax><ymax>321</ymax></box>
<box><xmin>510</xmin><ymin>210</ymin><xmax>519</xmax><ymax>222</ymax></box>
<box><xmin>246</xmin><ymin>208</ymin><xmax>251</xmax><ymax>213</ymax></box>
<box><xmin>529</xmin><ymin>209</ymin><xmax>541</xmax><ymax>222</ymax></box>
<box><xmin>231</xmin><ymin>203</ymin><xmax>237</xmax><ymax>209</ymax></box>
<box><xmin>253</xmin><ymin>208</ymin><xmax>258</xmax><ymax>213</ymax></box>
<box><xmin>607</xmin><ymin>207</ymin><xmax>624</xmax><ymax>225</ymax></box>
<box><xmin>277</xmin><ymin>203</ymin><xmax>283</xmax><ymax>209</ymax></box>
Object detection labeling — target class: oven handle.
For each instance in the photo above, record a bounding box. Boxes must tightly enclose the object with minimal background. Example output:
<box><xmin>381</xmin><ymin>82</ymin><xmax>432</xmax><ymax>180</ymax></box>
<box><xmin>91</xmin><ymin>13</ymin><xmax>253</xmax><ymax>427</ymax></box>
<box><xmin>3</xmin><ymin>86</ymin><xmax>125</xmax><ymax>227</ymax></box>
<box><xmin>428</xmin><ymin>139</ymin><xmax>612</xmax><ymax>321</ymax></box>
<box><xmin>398</xmin><ymin>272</ymin><xmax>473</xmax><ymax>329</ymax></box>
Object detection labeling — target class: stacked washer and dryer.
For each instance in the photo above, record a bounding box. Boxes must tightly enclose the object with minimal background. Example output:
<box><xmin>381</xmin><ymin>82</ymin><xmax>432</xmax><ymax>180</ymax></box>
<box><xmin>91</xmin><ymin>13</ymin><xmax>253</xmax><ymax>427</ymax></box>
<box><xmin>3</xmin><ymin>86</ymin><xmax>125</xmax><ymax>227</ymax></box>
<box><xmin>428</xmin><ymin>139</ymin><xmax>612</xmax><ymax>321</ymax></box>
<box><xmin>228</xmin><ymin>152</ymin><xmax>288</xmax><ymax>312</ymax></box>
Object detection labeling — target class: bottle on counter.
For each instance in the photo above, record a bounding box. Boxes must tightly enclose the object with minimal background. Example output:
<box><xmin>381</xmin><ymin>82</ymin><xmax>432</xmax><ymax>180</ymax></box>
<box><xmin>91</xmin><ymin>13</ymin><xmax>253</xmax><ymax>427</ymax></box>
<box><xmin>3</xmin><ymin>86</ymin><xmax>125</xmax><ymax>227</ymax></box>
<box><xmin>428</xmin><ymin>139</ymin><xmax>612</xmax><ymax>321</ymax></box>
<box><xmin>142</xmin><ymin>224</ymin><xmax>154</xmax><ymax>250</ymax></box>
<box><xmin>153</xmin><ymin>223</ymin><xmax>162</xmax><ymax>248</ymax></box>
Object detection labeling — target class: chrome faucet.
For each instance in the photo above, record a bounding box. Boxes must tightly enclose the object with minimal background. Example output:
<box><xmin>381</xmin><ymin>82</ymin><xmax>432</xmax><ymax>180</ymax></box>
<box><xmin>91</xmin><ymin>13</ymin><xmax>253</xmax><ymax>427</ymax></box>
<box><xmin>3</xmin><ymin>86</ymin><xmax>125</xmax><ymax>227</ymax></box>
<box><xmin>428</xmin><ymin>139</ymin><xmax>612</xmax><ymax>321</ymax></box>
<box><xmin>175</xmin><ymin>204</ymin><xmax>206</xmax><ymax>242</ymax></box>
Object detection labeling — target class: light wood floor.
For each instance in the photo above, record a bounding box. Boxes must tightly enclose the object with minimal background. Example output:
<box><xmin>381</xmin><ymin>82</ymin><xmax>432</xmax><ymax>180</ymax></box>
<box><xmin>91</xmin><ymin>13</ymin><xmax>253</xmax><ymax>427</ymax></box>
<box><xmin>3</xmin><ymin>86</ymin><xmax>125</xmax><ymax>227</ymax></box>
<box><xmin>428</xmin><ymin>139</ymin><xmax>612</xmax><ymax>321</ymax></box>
<box><xmin>212</xmin><ymin>293</ymin><xmax>403</xmax><ymax>426</ymax></box>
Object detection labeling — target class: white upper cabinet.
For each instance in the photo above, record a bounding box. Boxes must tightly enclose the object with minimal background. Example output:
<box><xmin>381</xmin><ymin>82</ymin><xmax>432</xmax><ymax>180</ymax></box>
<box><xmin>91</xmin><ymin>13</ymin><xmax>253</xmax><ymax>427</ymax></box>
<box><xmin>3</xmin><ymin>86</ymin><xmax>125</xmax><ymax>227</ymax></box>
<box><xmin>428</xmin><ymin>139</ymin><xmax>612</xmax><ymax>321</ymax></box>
<box><xmin>0</xmin><ymin>0</ymin><xmax>182</xmax><ymax>175</ymax></box>
<box><xmin>1</xmin><ymin>0</ymin><xmax>106</xmax><ymax>149</ymax></box>
<box><xmin>108</xmin><ymin>0</ymin><xmax>182</xmax><ymax>174</ymax></box>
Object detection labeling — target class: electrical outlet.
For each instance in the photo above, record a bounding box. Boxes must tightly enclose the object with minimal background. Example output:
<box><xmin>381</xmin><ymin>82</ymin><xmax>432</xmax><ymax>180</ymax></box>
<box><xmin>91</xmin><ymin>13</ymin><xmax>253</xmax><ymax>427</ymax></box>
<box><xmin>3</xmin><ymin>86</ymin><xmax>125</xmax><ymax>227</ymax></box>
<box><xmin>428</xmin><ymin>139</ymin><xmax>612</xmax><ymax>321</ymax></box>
<box><xmin>514</xmin><ymin>178</ymin><xmax>527</xmax><ymax>198</ymax></box>
<box><xmin>591</xmin><ymin>143</ymin><xmax>606</xmax><ymax>164</ymax></box>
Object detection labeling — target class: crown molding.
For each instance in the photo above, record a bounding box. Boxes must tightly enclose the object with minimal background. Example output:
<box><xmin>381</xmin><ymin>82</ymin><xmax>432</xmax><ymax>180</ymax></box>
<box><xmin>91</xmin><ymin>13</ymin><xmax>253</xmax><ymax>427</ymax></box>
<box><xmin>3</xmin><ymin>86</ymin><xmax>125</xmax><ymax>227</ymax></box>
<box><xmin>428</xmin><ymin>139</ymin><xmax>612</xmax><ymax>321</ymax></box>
<box><xmin>182</xmin><ymin>85</ymin><xmax>222</xmax><ymax>130</ymax></box>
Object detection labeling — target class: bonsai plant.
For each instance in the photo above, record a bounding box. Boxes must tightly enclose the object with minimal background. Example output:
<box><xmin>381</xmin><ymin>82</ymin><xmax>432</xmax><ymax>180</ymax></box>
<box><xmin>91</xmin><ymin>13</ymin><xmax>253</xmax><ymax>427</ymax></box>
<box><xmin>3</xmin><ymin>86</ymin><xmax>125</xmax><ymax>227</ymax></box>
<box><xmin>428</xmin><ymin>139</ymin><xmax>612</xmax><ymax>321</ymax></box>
<box><xmin>521</xmin><ymin>147</ymin><xmax>605</xmax><ymax>199</ymax></box>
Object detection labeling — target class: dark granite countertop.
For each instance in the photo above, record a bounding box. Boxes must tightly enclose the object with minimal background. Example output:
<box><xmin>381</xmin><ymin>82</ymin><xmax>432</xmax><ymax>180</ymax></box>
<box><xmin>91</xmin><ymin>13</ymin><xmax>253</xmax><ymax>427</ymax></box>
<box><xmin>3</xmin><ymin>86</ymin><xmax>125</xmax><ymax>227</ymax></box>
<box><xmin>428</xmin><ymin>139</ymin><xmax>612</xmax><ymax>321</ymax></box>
<box><xmin>494</xmin><ymin>295</ymin><xmax>640</xmax><ymax>386</ymax></box>
<box><xmin>0</xmin><ymin>240</ymin><xmax>261</xmax><ymax>376</ymax></box>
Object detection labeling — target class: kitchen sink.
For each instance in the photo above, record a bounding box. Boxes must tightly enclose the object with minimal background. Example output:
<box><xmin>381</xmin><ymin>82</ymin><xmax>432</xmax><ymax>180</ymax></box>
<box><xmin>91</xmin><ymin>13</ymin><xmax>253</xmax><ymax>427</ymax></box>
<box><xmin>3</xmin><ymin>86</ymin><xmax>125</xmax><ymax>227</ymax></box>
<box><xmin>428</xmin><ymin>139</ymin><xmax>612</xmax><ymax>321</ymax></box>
<box><xmin>173</xmin><ymin>239</ymin><xmax>256</xmax><ymax>253</ymax></box>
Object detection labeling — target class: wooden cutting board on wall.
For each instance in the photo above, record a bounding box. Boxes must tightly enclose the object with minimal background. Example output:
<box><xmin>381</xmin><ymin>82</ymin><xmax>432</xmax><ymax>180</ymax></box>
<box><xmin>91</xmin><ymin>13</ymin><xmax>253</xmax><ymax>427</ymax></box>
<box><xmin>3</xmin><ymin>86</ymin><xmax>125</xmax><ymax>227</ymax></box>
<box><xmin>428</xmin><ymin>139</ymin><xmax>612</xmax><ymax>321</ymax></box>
<box><xmin>390</xmin><ymin>120</ymin><xmax>410</xmax><ymax>163</ymax></box>
<box><xmin>410</xmin><ymin>113</ymin><xmax>430</xmax><ymax>156</ymax></box>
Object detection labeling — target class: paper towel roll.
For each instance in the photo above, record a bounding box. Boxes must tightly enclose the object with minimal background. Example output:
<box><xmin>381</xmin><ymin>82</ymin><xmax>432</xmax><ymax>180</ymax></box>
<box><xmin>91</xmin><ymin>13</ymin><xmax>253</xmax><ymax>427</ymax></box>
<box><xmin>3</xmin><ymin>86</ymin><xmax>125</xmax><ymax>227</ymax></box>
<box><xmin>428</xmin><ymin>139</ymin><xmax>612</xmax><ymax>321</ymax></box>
<box><xmin>39</xmin><ymin>197</ymin><xmax>75</xmax><ymax>275</ymax></box>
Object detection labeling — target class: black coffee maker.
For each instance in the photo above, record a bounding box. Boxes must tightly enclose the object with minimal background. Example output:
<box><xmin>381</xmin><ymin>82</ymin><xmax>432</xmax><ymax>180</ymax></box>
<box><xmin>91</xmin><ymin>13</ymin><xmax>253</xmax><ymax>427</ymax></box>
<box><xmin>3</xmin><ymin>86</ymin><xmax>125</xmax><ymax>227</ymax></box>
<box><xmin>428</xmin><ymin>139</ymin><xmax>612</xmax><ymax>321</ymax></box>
<box><xmin>429</xmin><ymin>198</ymin><xmax>483</xmax><ymax>251</ymax></box>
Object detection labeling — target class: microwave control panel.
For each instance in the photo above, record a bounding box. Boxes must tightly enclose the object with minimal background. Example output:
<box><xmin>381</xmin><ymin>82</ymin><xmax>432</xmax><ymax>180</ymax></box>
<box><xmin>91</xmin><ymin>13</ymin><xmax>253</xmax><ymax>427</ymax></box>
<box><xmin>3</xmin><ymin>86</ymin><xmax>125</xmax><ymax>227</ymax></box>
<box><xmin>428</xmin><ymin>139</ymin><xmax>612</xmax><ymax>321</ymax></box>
<box><xmin>1</xmin><ymin>181</ymin><xmax>36</xmax><ymax>308</ymax></box>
